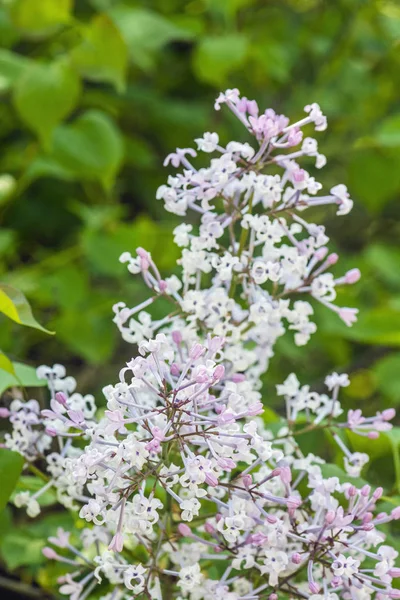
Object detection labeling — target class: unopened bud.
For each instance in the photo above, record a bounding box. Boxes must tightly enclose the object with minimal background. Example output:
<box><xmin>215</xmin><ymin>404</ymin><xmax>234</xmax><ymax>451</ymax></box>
<box><xmin>291</xmin><ymin>552</ymin><xmax>302</xmax><ymax>564</ymax></box>
<box><xmin>361</xmin><ymin>485</ymin><xmax>371</xmax><ymax>497</ymax></box>
<box><xmin>189</xmin><ymin>343</ymin><xmax>205</xmax><ymax>360</ymax></box>
<box><xmin>345</xmin><ymin>268</ymin><xmax>361</xmax><ymax>284</ymax></box>
<box><xmin>391</xmin><ymin>507</ymin><xmax>400</xmax><ymax>520</ymax></box>
<box><xmin>172</xmin><ymin>331</ymin><xmax>182</xmax><ymax>345</ymax></box>
<box><xmin>325</xmin><ymin>510</ymin><xmax>336</xmax><ymax>524</ymax></box>
<box><xmin>382</xmin><ymin>408</ymin><xmax>396</xmax><ymax>421</ymax></box>
<box><xmin>204</xmin><ymin>522</ymin><xmax>215</xmax><ymax>534</ymax></box>
<box><xmin>178</xmin><ymin>523</ymin><xmax>192</xmax><ymax>537</ymax></box>
<box><xmin>42</xmin><ymin>547</ymin><xmax>58</xmax><ymax>559</ymax></box>
<box><xmin>170</xmin><ymin>363</ymin><xmax>180</xmax><ymax>376</ymax></box>
<box><xmin>373</xmin><ymin>487</ymin><xmax>383</xmax><ymax>500</ymax></box>
<box><xmin>55</xmin><ymin>392</ymin><xmax>67</xmax><ymax>406</ymax></box>
<box><xmin>327</xmin><ymin>253</ymin><xmax>339</xmax><ymax>265</ymax></box>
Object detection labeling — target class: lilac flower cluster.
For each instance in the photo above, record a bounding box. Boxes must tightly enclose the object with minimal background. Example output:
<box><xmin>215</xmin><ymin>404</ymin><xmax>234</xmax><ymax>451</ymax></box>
<box><xmin>2</xmin><ymin>90</ymin><xmax>399</xmax><ymax>600</ymax></box>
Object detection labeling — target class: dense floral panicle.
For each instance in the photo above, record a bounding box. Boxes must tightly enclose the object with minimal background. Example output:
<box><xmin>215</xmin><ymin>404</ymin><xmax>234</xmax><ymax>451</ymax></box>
<box><xmin>1</xmin><ymin>90</ymin><xmax>399</xmax><ymax>600</ymax></box>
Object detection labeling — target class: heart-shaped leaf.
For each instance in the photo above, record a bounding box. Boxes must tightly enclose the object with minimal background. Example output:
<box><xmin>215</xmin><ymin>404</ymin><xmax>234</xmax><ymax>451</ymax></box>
<box><xmin>50</xmin><ymin>110</ymin><xmax>124</xmax><ymax>190</ymax></box>
<box><xmin>71</xmin><ymin>14</ymin><xmax>128</xmax><ymax>92</ymax></box>
<box><xmin>13</xmin><ymin>59</ymin><xmax>80</xmax><ymax>148</ymax></box>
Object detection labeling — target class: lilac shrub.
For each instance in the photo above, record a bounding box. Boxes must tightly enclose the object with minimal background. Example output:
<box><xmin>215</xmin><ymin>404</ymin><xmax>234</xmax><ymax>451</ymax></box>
<box><xmin>2</xmin><ymin>90</ymin><xmax>400</xmax><ymax>600</ymax></box>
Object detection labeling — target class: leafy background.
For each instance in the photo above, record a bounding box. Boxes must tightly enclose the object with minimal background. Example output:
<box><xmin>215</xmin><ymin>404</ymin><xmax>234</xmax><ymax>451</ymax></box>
<box><xmin>0</xmin><ymin>0</ymin><xmax>400</xmax><ymax>596</ymax></box>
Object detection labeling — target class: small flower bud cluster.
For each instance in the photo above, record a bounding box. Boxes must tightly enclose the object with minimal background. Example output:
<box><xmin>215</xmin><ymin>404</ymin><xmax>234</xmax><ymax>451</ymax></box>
<box><xmin>1</xmin><ymin>90</ymin><xmax>398</xmax><ymax>600</ymax></box>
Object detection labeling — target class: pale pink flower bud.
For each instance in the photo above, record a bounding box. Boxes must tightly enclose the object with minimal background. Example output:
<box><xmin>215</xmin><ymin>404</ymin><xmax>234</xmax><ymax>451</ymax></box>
<box><xmin>345</xmin><ymin>268</ymin><xmax>361</xmax><ymax>284</ymax></box>
<box><xmin>0</xmin><ymin>408</ymin><xmax>10</xmax><ymax>418</ymax></box>
<box><xmin>348</xmin><ymin>485</ymin><xmax>357</xmax><ymax>497</ymax></box>
<box><xmin>242</xmin><ymin>474</ymin><xmax>252</xmax><ymax>488</ymax></box>
<box><xmin>231</xmin><ymin>373</ymin><xmax>246</xmax><ymax>383</ymax></box>
<box><xmin>361</xmin><ymin>485</ymin><xmax>371</xmax><ymax>497</ymax></box>
<box><xmin>309</xmin><ymin>582</ymin><xmax>320</xmax><ymax>594</ymax></box>
<box><xmin>315</xmin><ymin>246</ymin><xmax>328</xmax><ymax>261</ymax></box>
<box><xmin>362</xmin><ymin>512</ymin><xmax>373</xmax><ymax>523</ymax></box>
<box><xmin>373</xmin><ymin>487</ymin><xmax>383</xmax><ymax>500</ymax></box>
<box><xmin>55</xmin><ymin>392</ymin><xmax>67</xmax><ymax>406</ymax></box>
<box><xmin>269</xmin><ymin>594</ymin><xmax>278</xmax><ymax>600</ymax></box>
<box><xmin>266</xmin><ymin>514</ymin><xmax>277</xmax><ymax>524</ymax></box>
<box><xmin>170</xmin><ymin>363</ymin><xmax>180</xmax><ymax>376</ymax></box>
<box><xmin>158</xmin><ymin>280</ymin><xmax>168</xmax><ymax>293</ymax></box>
<box><xmin>279</xmin><ymin>466</ymin><xmax>292</xmax><ymax>484</ymax></box>
<box><xmin>292</xmin><ymin>553</ymin><xmax>302</xmax><ymax>564</ymax></box>
<box><xmin>368</xmin><ymin>431</ymin><xmax>379</xmax><ymax>439</ymax></box>
<box><xmin>204</xmin><ymin>522</ymin><xmax>215</xmax><ymax>534</ymax></box>
<box><xmin>45</xmin><ymin>427</ymin><xmax>58</xmax><ymax>437</ymax></box>
<box><xmin>136</xmin><ymin>247</ymin><xmax>150</xmax><ymax>269</ymax></box>
<box><xmin>390</xmin><ymin>591</ymin><xmax>400</xmax><ymax>599</ymax></box>
<box><xmin>327</xmin><ymin>252</ymin><xmax>339</xmax><ymax>265</ymax></box>
<box><xmin>382</xmin><ymin>408</ymin><xmax>396</xmax><ymax>421</ymax></box>
<box><xmin>246</xmin><ymin>402</ymin><xmax>263</xmax><ymax>416</ymax></box>
<box><xmin>212</xmin><ymin>365</ymin><xmax>225</xmax><ymax>382</ymax></box>
<box><xmin>108</xmin><ymin>532</ymin><xmax>124</xmax><ymax>553</ymax></box>
<box><xmin>325</xmin><ymin>510</ymin><xmax>335</xmax><ymax>524</ymax></box>
<box><xmin>189</xmin><ymin>343</ymin><xmax>205</xmax><ymax>360</ymax></box>
<box><xmin>172</xmin><ymin>331</ymin><xmax>182</xmax><ymax>345</ymax></box>
<box><xmin>205</xmin><ymin>472</ymin><xmax>218</xmax><ymax>487</ymax></box>
<box><xmin>178</xmin><ymin>523</ymin><xmax>192</xmax><ymax>537</ymax></box>
<box><xmin>42</xmin><ymin>547</ymin><xmax>58</xmax><ymax>559</ymax></box>
<box><xmin>389</xmin><ymin>569</ymin><xmax>400</xmax><ymax>578</ymax></box>
<box><xmin>391</xmin><ymin>507</ymin><xmax>400</xmax><ymax>520</ymax></box>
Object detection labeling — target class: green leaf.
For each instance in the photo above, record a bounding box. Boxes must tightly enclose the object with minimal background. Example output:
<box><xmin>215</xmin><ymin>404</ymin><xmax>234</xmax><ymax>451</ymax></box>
<box><xmin>0</xmin><ymin>362</ymin><xmax>46</xmax><ymax>395</ymax></box>
<box><xmin>365</xmin><ymin>244</ymin><xmax>400</xmax><ymax>288</ymax></box>
<box><xmin>0</xmin><ymin>49</ymin><xmax>31</xmax><ymax>93</ymax></box>
<box><xmin>193</xmin><ymin>34</ymin><xmax>249</xmax><ymax>86</ymax></box>
<box><xmin>348</xmin><ymin>148</ymin><xmax>400</xmax><ymax>213</ymax></box>
<box><xmin>71</xmin><ymin>14</ymin><xmax>128</xmax><ymax>92</ymax></box>
<box><xmin>338</xmin><ymin>308</ymin><xmax>400</xmax><ymax>346</ymax></box>
<box><xmin>13</xmin><ymin>60</ymin><xmax>81</xmax><ymax>149</ymax></box>
<box><xmin>50</xmin><ymin>110</ymin><xmax>124</xmax><ymax>190</ymax></box>
<box><xmin>375</xmin><ymin>114</ymin><xmax>400</xmax><ymax>148</ymax></box>
<box><xmin>373</xmin><ymin>353</ymin><xmax>400</xmax><ymax>401</ymax></box>
<box><xmin>109</xmin><ymin>6</ymin><xmax>193</xmax><ymax>70</ymax></box>
<box><xmin>0</xmin><ymin>449</ymin><xmax>24</xmax><ymax>512</ymax></box>
<box><xmin>9</xmin><ymin>0</ymin><xmax>73</xmax><ymax>37</ymax></box>
<box><xmin>0</xmin><ymin>351</ymin><xmax>15</xmax><ymax>376</ymax></box>
<box><xmin>0</xmin><ymin>283</ymin><xmax>53</xmax><ymax>333</ymax></box>
<box><xmin>1</xmin><ymin>531</ymin><xmax>44</xmax><ymax>570</ymax></box>
<box><xmin>319</xmin><ymin>463</ymin><xmax>368</xmax><ymax>488</ymax></box>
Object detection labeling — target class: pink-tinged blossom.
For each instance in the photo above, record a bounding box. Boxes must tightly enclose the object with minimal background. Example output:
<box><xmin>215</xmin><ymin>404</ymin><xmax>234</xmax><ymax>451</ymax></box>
<box><xmin>2</xmin><ymin>89</ymin><xmax>398</xmax><ymax>600</ymax></box>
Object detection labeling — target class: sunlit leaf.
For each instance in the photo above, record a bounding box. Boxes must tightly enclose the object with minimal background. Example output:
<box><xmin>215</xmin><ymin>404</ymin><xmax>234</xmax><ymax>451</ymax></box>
<box><xmin>0</xmin><ymin>283</ymin><xmax>53</xmax><ymax>333</ymax></box>
<box><xmin>0</xmin><ymin>351</ymin><xmax>15</xmax><ymax>376</ymax></box>
<box><xmin>9</xmin><ymin>0</ymin><xmax>73</xmax><ymax>37</ymax></box>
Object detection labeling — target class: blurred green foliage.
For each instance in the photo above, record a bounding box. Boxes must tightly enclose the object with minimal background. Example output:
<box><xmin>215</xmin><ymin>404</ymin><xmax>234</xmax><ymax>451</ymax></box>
<box><xmin>1</xmin><ymin>0</ymin><xmax>400</xmax><ymax>593</ymax></box>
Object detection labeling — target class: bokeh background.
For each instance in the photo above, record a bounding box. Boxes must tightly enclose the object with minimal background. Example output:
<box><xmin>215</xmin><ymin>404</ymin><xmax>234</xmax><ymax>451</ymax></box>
<box><xmin>0</xmin><ymin>0</ymin><xmax>400</xmax><ymax>596</ymax></box>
